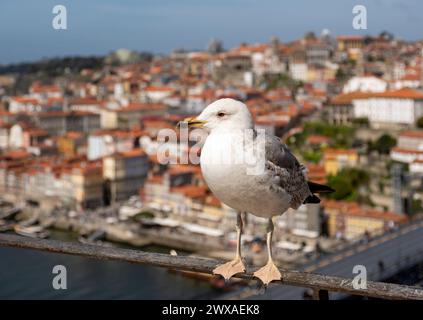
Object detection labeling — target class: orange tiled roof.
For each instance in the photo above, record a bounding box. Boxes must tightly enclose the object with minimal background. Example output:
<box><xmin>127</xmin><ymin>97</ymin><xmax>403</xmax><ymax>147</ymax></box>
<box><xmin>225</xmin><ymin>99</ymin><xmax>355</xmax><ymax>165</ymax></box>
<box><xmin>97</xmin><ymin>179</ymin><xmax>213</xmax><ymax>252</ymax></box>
<box><xmin>171</xmin><ymin>185</ymin><xmax>207</xmax><ymax>199</ymax></box>
<box><xmin>391</xmin><ymin>147</ymin><xmax>423</xmax><ymax>155</ymax></box>
<box><xmin>374</xmin><ymin>88</ymin><xmax>423</xmax><ymax>99</ymax></box>
<box><xmin>229</xmin><ymin>43</ymin><xmax>269</xmax><ymax>55</ymax></box>
<box><xmin>306</xmin><ymin>135</ymin><xmax>331</xmax><ymax>145</ymax></box>
<box><xmin>337</xmin><ymin>35</ymin><xmax>364</xmax><ymax>41</ymax></box>
<box><xmin>168</xmin><ymin>164</ymin><xmax>201</xmax><ymax>175</ymax></box>
<box><xmin>400</xmin><ymin>73</ymin><xmax>420</xmax><ymax>81</ymax></box>
<box><xmin>399</xmin><ymin>130</ymin><xmax>423</xmax><ymax>139</ymax></box>
<box><xmin>72</xmin><ymin>160</ymin><xmax>103</xmax><ymax>174</ymax></box>
<box><xmin>144</xmin><ymin>86</ymin><xmax>174</xmax><ymax>92</ymax></box>
<box><xmin>65</xmin><ymin>131</ymin><xmax>84</xmax><ymax>140</ymax></box>
<box><xmin>322</xmin><ymin>199</ymin><xmax>407</xmax><ymax>223</ymax></box>
<box><xmin>10</xmin><ymin>97</ymin><xmax>39</xmax><ymax>104</ymax></box>
<box><xmin>71</xmin><ymin>98</ymin><xmax>100</xmax><ymax>105</ymax></box>
<box><xmin>30</xmin><ymin>84</ymin><xmax>61</xmax><ymax>93</ymax></box>
<box><xmin>329</xmin><ymin>91</ymin><xmax>369</xmax><ymax>105</ymax></box>
<box><xmin>91</xmin><ymin>129</ymin><xmax>134</xmax><ymax>139</ymax></box>
<box><xmin>36</xmin><ymin>110</ymin><xmax>96</xmax><ymax>117</ymax></box>
<box><xmin>119</xmin><ymin>103</ymin><xmax>165</xmax><ymax>112</ymax></box>
<box><xmin>205</xmin><ymin>195</ymin><xmax>221</xmax><ymax>207</ymax></box>
<box><xmin>3</xmin><ymin>149</ymin><xmax>31</xmax><ymax>160</ymax></box>
<box><xmin>142</xmin><ymin>119</ymin><xmax>174</xmax><ymax>130</ymax></box>
<box><xmin>330</xmin><ymin>88</ymin><xmax>423</xmax><ymax>104</ymax></box>
<box><xmin>324</xmin><ymin>148</ymin><xmax>357</xmax><ymax>156</ymax></box>
<box><xmin>306</xmin><ymin>163</ymin><xmax>327</xmax><ymax>184</ymax></box>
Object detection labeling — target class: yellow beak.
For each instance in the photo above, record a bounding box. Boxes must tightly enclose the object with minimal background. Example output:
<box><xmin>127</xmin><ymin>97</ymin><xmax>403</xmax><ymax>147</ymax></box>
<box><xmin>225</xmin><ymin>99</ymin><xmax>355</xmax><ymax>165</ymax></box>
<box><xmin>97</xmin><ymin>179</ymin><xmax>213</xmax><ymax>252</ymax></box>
<box><xmin>177</xmin><ymin>117</ymin><xmax>207</xmax><ymax>128</ymax></box>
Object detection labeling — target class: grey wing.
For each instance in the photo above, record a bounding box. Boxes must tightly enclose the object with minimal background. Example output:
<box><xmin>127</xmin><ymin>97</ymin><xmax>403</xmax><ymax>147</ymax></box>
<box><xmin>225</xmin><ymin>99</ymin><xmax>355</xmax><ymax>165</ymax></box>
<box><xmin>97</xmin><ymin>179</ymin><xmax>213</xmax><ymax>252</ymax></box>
<box><xmin>264</xmin><ymin>135</ymin><xmax>311</xmax><ymax>209</ymax></box>
<box><xmin>264</xmin><ymin>135</ymin><xmax>304</xmax><ymax>171</ymax></box>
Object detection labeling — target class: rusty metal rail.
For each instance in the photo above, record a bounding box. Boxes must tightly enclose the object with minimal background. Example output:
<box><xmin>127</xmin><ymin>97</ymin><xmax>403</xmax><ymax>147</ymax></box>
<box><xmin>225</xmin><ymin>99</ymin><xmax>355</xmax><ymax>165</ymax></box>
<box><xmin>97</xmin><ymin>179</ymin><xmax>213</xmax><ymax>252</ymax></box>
<box><xmin>0</xmin><ymin>233</ymin><xmax>423</xmax><ymax>300</ymax></box>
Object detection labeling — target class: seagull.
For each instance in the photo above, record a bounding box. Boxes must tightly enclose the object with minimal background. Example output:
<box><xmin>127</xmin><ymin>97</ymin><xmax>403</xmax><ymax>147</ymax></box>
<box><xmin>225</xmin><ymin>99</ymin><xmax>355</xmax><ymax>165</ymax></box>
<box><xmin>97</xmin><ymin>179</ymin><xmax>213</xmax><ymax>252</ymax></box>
<box><xmin>182</xmin><ymin>98</ymin><xmax>334</xmax><ymax>285</ymax></box>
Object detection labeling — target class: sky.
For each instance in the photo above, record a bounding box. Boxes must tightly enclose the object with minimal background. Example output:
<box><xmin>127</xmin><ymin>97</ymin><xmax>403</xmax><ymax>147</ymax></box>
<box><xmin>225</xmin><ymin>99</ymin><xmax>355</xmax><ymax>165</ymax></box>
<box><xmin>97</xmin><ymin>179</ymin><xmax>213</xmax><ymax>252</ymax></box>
<box><xmin>0</xmin><ymin>0</ymin><xmax>422</xmax><ymax>64</ymax></box>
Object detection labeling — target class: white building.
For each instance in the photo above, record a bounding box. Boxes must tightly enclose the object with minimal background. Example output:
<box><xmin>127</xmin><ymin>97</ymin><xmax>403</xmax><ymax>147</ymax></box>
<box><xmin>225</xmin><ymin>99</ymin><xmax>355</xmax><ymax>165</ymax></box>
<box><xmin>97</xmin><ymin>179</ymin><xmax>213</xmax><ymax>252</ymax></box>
<box><xmin>69</xmin><ymin>98</ymin><xmax>101</xmax><ymax>113</ymax></box>
<box><xmin>87</xmin><ymin>131</ymin><xmax>134</xmax><ymax>160</ymax></box>
<box><xmin>141</xmin><ymin>86</ymin><xmax>174</xmax><ymax>103</ymax></box>
<box><xmin>8</xmin><ymin>96</ymin><xmax>41</xmax><ymax>113</ymax></box>
<box><xmin>391</xmin><ymin>130</ymin><xmax>423</xmax><ymax>163</ymax></box>
<box><xmin>290</xmin><ymin>62</ymin><xmax>308</xmax><ymax>82</ymax></box>
<box><xmin>8</xmin><ymin>124</ymin><xmax>24</xmax><ymax>149</ymax></box>
<box><xmin>392</xmin><ymin>74</ymin><xmax>421</xmax><ymax>90</ymax></box>
<box><xmin>277</xmin><ymin>204</ymin><xmax>321</xmax><ymax>238</ymax></box>
<box><xmin>343</xmin><ymin>76</ymin><xmax>387</xmax><ymax>94</ymax></box>
<box><xmin>29</xmin><ymin>83</ymin><xmax>62</xmax><ymax>101</ymax></box>
<box><xmin>0</xmin><ymin>124</ymin><xmax>11</xmax><ymax>149</ymax></box>
<box><xmin>410</xmin><ymin>160</ymin><xmax>423</xmax><ymax>173</ymax></box>
<box><xmin>352</xmin><ymin>88</ymin><xmax>423</xmax><ymax>126</ymax></box>
<box><xmin>103</xmin><ymin>149</ymin><xmax>150</xmax><ymax>202</ymax></box>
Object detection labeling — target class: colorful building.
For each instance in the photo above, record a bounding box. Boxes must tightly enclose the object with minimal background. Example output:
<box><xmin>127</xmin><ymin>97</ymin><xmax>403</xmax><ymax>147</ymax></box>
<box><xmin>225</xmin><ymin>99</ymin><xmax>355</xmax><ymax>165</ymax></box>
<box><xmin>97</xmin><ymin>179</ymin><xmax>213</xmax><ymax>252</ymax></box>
<box><xmin>323</xmin><ymin>148</ymin><xmax>359</xmax><ymax>175</ymax></box>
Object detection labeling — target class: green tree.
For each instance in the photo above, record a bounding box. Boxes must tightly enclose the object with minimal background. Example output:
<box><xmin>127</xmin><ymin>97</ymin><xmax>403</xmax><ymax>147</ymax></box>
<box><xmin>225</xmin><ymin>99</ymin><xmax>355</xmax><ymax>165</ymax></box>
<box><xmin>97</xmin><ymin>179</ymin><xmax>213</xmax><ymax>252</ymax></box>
<box><xmin>302</xmin><ymin>121</ymin><xmax>355</xmax><ymax>148</ymax></box>
<box><xmin>327</xmin><ymin>175</ymin><xmax>354</xmax><ymax>200</ymax></box>
<box><xmin>327</xmin><ymin>168</ymin><xmax>370</xmax><ymax>201</ymax></box>
<box><xmin>352</xmin><ymin>117</ymin><xmax>369</xmax><ymax>127</ymax></box>
<box><xmin>265</xmin><ymin>73</ymin><xmax>303</xmax><ymax>92</ymax></box>
<box><xmin>371</xmin><ymin>134</ymin><xmax>397</xmax><ymax>155</ymax></box>
<box><xmin>335</xmin><ymin>68</ymin><xmax>346</xmax><ymax>81</ymax></box>
<box><xmin>303</xmin><ymin>150</ymin><xmax>322</xmax><ymax>163</ymax></box>
<box><xmin>416</xmin><ymin>116</ymin><xmax>423</xmax><ymax>128</ymax></box>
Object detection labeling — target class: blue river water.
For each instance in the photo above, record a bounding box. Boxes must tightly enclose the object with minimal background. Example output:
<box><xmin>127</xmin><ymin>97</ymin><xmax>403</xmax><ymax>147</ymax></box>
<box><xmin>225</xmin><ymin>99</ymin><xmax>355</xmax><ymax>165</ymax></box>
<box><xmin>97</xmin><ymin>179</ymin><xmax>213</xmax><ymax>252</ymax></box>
<box><xmin>0</xmin><ymin>230</ymin><xmax>217</xmax><ymax>299</ymax></box>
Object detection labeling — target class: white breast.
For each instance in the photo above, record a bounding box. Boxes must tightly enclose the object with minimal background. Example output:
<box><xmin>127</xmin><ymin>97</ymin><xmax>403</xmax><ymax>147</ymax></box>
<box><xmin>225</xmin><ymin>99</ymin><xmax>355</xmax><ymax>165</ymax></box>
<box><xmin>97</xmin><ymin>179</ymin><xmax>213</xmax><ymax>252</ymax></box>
<box><xmin>200</xmin><ymin>132</ymin><xmax>291</xmax><ymax>218</ymax></box>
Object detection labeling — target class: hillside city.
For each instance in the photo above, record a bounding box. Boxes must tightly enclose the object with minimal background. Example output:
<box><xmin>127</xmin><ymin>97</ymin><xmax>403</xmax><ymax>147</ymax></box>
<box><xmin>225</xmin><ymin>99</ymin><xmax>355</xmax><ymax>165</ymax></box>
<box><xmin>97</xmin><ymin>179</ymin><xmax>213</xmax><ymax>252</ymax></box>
<box><xmin>1</xmin><ymin>30</ymin><xmax>423</xmax><ymax>275</ymax></box>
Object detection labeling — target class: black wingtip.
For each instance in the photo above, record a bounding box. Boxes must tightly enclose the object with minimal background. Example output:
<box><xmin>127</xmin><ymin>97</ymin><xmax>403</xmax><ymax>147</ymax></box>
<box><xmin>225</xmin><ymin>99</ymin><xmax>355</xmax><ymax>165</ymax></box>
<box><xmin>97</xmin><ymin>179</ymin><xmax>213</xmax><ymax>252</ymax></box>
<box><xmin>307</xmin><ymin>181</ymin><xmax>335</xmax><ymax>194</ymax></box>
<box><xmin>303</xmin><ymin>194</ymin><xmax>321</xmax><ymax>204</ymax></box>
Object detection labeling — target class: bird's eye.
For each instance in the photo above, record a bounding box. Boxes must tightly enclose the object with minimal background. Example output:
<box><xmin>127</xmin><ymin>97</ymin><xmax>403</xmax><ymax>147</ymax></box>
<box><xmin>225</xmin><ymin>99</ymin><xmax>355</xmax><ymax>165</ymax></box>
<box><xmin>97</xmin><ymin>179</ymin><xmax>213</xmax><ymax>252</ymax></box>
<box><xmin>217</xmin><ymin>112</ymin><xmax>225</xmax><ymax>117</ymax></box>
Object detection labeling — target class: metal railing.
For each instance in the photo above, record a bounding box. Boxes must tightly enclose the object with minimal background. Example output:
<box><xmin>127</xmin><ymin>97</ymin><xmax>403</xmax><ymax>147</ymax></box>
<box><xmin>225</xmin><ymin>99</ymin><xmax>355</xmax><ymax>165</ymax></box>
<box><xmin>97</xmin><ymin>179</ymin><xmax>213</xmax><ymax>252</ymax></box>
<box><xmin>0</xmin><ymin>233</ymin><xmax>423</xmax><ymax>300</ymax></box>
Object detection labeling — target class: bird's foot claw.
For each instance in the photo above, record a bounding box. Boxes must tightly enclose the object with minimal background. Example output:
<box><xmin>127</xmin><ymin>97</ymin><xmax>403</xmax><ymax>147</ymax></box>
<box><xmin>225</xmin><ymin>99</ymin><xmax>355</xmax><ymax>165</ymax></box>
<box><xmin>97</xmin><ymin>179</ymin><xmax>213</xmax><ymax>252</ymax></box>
<box><xmin>253</xmin><ymin>261</ymin><xmax>282</xmax><ymax>286</ymax></box>
<box><xmin>213</xmin><ymin>258</ymin><xmax>246</xmax><ymax>280</ymax></box>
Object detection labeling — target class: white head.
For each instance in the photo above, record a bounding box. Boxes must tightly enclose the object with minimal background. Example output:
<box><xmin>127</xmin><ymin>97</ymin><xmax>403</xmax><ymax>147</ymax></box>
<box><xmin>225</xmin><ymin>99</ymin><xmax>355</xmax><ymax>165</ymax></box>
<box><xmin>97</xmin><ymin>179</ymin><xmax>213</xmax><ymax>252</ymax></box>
<box><xmin>184</xmin><ymin>98</ymin><xmax>253</xmax><ymax>132</ymax></box>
